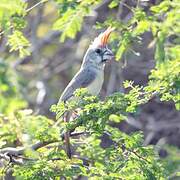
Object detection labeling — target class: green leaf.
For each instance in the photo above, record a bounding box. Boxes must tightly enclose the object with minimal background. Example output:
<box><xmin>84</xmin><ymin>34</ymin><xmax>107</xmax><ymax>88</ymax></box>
<box><xmin>116</xmin><ymin>43</ymin><xmax>126</xmax><ymax>60</ymax></box>
<box><xmin>134</xmin><ymin>20</ymin><xmax>150</xmax><ymax>35</ymax></box>
<box><xmin>150</xmin><ymin>1</ymin><xmax>170</xmax><ymax>14</ymax></box>
<box><xmin>7</xmin><ymin>30</ymin><xmax>31</xmax><ymax>58</ymax></box>
<box><xmin>53</xmin><ymin>8</ymin><xmax>84</xmax><ymax>42</ymax></box>
<box><xmin>0</xmin><ymin>0</ymin><xmax>27</xmax><ymax>30</ymax></box>
<box><xmin>53</xmin><ymin>0</ymin><xmax>101</xmax><ymax>42</ymax></box>
<box><xmin>108</xmin><ymin>0</ymin><xmax>119</xmax><ymax>9</ymax></box>
<box><xmin>109</xmin><ymin>114</ymin><xmax>127</xmax><ymax>123</ymax></box>
<box><xmin>0</xmin><ymin>0</ymin><xmax>26</xmax><ymax>17</ymax></box>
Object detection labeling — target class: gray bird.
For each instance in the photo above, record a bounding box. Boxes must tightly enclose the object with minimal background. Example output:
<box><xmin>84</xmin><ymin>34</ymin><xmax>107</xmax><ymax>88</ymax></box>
<box><xmin>59</xmin><ymin>27</ymin><xmax>114</xmax><ymax>158</ymax></box>
<box><xmin>59</xmin><ymin>27</ymin><xmax>114</xmax><ymax>102</ymax></box>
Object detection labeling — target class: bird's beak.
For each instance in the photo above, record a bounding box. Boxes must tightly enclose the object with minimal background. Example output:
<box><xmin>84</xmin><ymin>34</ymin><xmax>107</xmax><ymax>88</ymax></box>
<box><xmin>102</xmin><ymin>49</ymin><xmax>114</xmax><ymax>62</ymax></box>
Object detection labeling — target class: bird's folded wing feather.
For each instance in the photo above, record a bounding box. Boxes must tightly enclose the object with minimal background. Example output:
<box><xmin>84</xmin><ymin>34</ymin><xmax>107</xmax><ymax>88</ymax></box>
<box><xmin>59</xmin><ymin>68</ymin><xmax>96</xmax><ymax>102</ymax></box>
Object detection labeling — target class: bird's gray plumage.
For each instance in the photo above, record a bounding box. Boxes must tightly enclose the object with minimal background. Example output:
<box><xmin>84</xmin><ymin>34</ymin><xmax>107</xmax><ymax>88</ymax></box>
<box><xmin>59</xmin><ymin>67</ymin><xmax>96</xmax><ymax>102</ymax></box>
<box><xmin>59</xmin><ymin>27</ymin><xmax>114</xmax><ymax>159</ymax></box>
<box><xmin>59</xmin><ymin>28</ymin><xmax>114</xmax><ymax>103</ymax></box>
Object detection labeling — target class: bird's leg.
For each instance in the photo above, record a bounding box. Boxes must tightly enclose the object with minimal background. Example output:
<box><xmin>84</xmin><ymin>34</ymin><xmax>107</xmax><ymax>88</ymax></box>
<box><xmin>64</xmin><ymin>111</ymin><xmax>72</xmax><ymax>159</ymax></box>
<box><xmin>61</xmin><ymin>110</ymin><xmax>80</xmax><ymax>140</ymax></box>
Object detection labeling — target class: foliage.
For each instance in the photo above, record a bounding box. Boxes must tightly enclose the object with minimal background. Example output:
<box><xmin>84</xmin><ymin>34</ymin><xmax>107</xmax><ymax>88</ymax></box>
<box><xmin>0</xmin><ymin>0</ymin><xmax>179</xmax><ymax>179</ymax></box>
<box><xmin>0</xmin><ymin>90</ymin><xmax>166</xmax><ymax>179</ymax></box>
<box><xmin>0</xmin><ymin>60</ymin><xmax>26</xmax><ymax>115</ymax></box>
<box><xmin>7</xmin><ymin>30</ymin><xmax>31</xmax><ymax>58</ymax></box>
<box><xmin>53</xmin><ymin>0</ymin><xmax>101</xmax><ymax>42</ymax></box>
<box><xmin>0</xmin><ymin>0</ymin><xmax>26</xmax><ymax>30</ymax></box>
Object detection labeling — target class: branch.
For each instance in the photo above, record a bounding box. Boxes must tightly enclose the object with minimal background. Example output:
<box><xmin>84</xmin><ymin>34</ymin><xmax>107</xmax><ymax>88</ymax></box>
<box><xmin>129</xmin><ymin>149</ymin><xmax>151</xmax><ymax>164</ymax></box>
<box><xmin>26</xmin><ymin>0</ymin><xmax>48</xmax><ymax>13</ymax></box>
<box><xmin>0</xmin><ymin>140</ymin><xmax>57</xmax><ymax>156</ymax></box>
<box><xmin>106</xmin><ymin>133</ymin><xmax>151</xmax><ymax>164</ymax></box>
<box><xmin>0</xmin><ymin>153</ymin><xmax>24</xmax><ymax>165</ymax></box>
<box><xmin>0</xmin><ymin>129</ymin><xmax>84</xmax><ymax>163</ymax></box>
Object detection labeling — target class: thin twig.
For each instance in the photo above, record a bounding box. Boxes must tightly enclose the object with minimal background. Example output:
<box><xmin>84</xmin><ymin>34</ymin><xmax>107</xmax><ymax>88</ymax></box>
<box><xmin>119</xmin><ymin>1</ymin><xmax>135</xmax><ymax>13</ymax></box>
<box><xmin>129</xmin><ymin>149</ymin><xmax>151</xmax><ymax>164</ymax></box>
<box><xmin>70</xmin><ymin>132</ymin><xmax>85</xmax><ymax>137</ymax></box>
<box><xmin>26</xmin><ymin>0</ymin><xmax>48</xmax><ymax>13</ymax></box>
<box><xmin>106</xmin><ymin>133</ymin><xmax>151</xmax><ymax>164</ymax></box>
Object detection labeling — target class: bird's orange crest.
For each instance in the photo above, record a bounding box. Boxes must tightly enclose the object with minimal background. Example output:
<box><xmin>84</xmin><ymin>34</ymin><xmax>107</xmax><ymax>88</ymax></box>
<box><xmin>92</xmin><ymin>27</ymin><xmax>115</xmax><ymax>48</ymax></box>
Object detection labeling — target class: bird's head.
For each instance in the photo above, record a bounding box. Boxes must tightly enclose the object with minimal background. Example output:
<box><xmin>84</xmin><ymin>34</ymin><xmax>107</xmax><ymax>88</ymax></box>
<box><xmin>82</xmin><ymin>27</ymin><xmax>114</xmax><ymax>69</ymax></box>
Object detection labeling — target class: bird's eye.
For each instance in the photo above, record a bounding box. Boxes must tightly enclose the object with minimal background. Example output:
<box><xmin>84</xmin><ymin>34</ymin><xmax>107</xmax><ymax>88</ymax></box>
<box><xmin>95</xmin><ymin>48</ymin><xmax>101</xmax><ymax>54</ymax></box>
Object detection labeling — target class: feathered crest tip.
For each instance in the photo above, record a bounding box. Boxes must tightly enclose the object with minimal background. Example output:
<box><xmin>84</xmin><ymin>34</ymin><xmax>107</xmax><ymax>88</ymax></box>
<box><xmin>92</xmin><ymin>27</ymin><xmax>114</xmax><ymax>48</ymax></box>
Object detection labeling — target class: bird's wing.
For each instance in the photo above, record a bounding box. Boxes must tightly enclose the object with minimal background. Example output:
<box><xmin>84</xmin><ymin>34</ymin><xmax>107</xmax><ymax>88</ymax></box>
<box><xmin>59</xmin><ymin>68</ymin><xmax>96</xmax><ymax>102</ymax></box>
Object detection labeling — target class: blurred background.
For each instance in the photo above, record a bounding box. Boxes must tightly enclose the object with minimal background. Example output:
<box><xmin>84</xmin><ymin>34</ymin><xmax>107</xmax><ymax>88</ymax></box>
<box><xmin>0</xmin><ymin>0</ymin><xmax>179</xmax><ymax>153</ymax></box>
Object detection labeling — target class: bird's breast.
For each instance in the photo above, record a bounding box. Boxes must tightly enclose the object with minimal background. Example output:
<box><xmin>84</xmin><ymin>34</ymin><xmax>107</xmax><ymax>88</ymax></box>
<box><xmin>87</xmin><ymin>70</ymin><xmax>104</xmax><ymax>95</ymax></box>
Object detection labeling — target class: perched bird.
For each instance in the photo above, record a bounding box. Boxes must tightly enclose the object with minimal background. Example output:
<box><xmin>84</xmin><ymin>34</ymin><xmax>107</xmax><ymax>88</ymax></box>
<box><xmin>59</xmin><ymin>27</ymin><xmax>114</xmax><ymax>158</ymax></box>
<box><xmin>59</xmin><ymin>27</ymin><xmax>114</xmax><ymax>102</ymax></box>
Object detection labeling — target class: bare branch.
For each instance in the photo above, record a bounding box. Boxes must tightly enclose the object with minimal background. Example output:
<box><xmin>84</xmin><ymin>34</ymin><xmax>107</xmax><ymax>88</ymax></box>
<box><xmin>0</xmin><ymin>140</ymin><xmax>57</xmax><ymax>156</ymax></box>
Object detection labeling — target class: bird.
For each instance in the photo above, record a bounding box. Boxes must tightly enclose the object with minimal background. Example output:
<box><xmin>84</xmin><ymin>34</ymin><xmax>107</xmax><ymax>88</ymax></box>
<box><xmin>59</xmin><ymin>27</ymin><xmax>114</xmax><ymax>102</ymax></box>
<box><xmin>59</xmin><ymin>27</ymin><xmax>114</xmax><ymax>158</ymax></box>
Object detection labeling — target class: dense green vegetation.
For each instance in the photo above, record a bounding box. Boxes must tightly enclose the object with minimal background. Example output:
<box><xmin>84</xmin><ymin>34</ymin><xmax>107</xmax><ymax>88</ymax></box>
<box><xmin>0</xmin><ymin>0</ymin><xmax>179</xmax><ymax>179</ymax></box>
